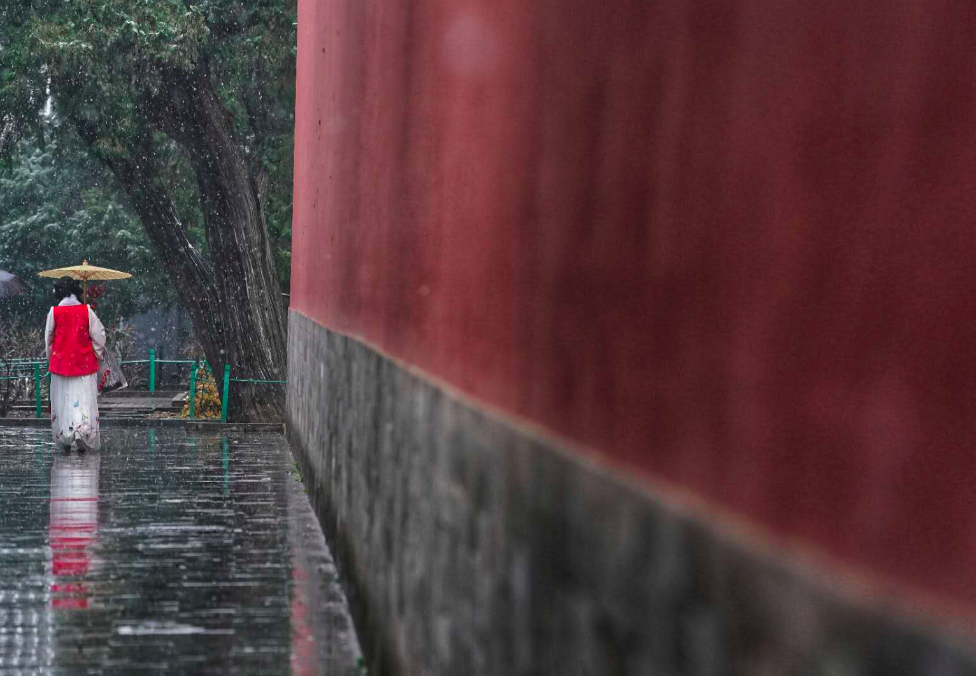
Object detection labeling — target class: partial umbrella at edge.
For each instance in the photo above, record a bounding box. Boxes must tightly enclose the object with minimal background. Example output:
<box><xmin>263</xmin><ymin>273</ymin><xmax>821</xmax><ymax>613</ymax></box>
<box><xmin>0</xmin><ymin>269</ymin><xmax>30</xmax><ymax>299</ymax></box>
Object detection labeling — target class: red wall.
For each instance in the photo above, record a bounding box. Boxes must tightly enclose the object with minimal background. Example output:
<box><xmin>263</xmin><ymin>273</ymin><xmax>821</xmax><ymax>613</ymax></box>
<box><xmin>292</xmin><ymin>0</ymin><xmax>976</xmax><ymax>612</ymax></box>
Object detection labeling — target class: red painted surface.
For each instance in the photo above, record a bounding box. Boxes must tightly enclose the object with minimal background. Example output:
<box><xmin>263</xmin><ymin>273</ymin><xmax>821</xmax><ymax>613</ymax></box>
<box><xmin>50</xmin><ymin>305</ymin><xmax>98</xmax><ymax>377</ymax></box>
<box><xmin>291</xmin><ymin>0</ymin><xmax>976</xmax><ymax>610</ymax></box>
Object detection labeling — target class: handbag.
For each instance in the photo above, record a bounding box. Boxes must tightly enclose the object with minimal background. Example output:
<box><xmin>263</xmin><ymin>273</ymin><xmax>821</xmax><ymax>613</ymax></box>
<box><xmin>98</xmin><ymin>346</ymin><xmax>128</xmax><ymax>393</ymax></box>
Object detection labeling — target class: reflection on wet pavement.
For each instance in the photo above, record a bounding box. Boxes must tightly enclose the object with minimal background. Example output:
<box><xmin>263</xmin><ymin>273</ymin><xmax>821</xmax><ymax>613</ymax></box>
<box><xmin>50</xmin><ymin>452</ymin><xmax>100</xmax><ymax>611</ymax></box>
<box><xmin>0</xmin><ymin>427</ymin><xmax>362</xmax><ymax>674</ymax></box>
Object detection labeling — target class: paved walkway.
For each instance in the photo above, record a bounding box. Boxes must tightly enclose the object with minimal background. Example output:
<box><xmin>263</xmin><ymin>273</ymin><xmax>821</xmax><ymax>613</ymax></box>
<box><xmin>0</xmin><ymin>427</ymin><xmax>362</xmax><ymax>675</ymax></box>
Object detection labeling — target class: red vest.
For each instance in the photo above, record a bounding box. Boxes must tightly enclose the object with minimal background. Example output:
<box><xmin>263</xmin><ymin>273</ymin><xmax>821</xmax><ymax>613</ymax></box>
<box><xmin>50</xmin><ymin>305</ymin><xmax>99</xmax><ymax>377</ymax></box>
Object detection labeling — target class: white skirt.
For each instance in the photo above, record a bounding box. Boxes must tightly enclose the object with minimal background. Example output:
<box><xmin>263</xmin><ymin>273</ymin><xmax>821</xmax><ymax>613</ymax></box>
<box><xmin>50</xmin><ymin>373</ymin><xmax>101</xmax><ymax>451</ymax></box>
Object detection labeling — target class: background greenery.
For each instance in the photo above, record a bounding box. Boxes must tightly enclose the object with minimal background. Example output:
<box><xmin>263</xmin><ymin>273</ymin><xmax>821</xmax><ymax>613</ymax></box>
<box><xmin>0</xmin><ymin>0</ymin><xmax>296</xmax><ymax>334</ymax></box>
<box><xmin>0</xmin><ymin>120</ymin><xmax>174</xmax><ymax>326</ymax></box>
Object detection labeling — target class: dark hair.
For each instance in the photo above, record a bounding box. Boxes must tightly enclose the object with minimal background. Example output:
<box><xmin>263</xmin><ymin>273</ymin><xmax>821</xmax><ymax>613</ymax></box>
<box><xmin>54</xmin><ymin>278</ymin><xmax>84</xmax><ymax>302</ymax></box>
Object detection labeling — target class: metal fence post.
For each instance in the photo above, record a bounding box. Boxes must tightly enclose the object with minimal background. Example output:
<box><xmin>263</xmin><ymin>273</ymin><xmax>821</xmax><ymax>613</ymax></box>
<box><xmin>34</xmin><ymin>362</ymin><xmax>41</xmax><ymax>419</ymax></box>
<box><xmin>188</xmin><ymin>361</ymin><xmax>199</xmax><ymax>420</ymax></box>
<box><xmin>220</xmin><ymin>364</ymin><xmax>231</xmax><ymax>423</ymax></box>
<box><xmin>149</xmin><ymin>349</ymin><xmax>156</xmax><ymax>393</ymax></box>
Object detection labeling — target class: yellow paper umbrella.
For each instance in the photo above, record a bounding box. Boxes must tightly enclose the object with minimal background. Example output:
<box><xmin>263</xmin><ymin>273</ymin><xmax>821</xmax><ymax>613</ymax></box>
<box><xmin>38</xmin><ymin>260</ymin><xmax>132</xmax><ymax>301</ymax></box>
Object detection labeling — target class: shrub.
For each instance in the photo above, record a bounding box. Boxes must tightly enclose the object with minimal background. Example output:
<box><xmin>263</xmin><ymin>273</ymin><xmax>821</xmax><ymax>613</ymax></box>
<box><xmin>182</xmin><ymin>367</ymin><xmax>222</xmax><ymax>420</ymax></box>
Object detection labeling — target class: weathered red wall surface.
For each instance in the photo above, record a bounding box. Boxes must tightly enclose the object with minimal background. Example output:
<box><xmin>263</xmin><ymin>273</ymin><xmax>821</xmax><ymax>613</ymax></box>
<box><xmin>292</xmin><ymin>0</ymin><xmax>976</xmax><ymax>610</ymax></box>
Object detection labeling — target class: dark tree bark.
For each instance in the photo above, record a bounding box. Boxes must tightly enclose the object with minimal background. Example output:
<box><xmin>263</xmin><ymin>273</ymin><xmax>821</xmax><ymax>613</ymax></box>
<box><xmin>71</xmin><ymin>63</ymin><xmax>287</xmax><ymax>422</ymax></box>
<box><xmin>151</xmin><ymin>64</ymin><xmax>287</xmax><ymax>421</ymax></box>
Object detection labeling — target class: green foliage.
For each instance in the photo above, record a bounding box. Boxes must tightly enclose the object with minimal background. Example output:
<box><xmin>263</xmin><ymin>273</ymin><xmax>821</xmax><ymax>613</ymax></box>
<box><xmin>34</xmin><ymin>1</ymin><xmax>209</xmax><ymax>73</ymax></box>
<box><xmin>0</xmin><ymin>0</ymin><xmax>297</xmax><ymax>290</ymax></box>
<box><xmin>0</xmin><ymin>127</ymin><xmax>173</xmax><ymax>326</ymax></box>
<box><xmin>0</xmin><ymin>2</ymin><xmax>47</xmax><ymax>146</ymax></box>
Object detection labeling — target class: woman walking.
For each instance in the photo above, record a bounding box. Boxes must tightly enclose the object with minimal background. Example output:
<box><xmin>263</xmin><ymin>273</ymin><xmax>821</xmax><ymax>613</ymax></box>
<box><xmin>45</xmin><ymin>279</ymin><xmax>106</xmax><ymax>451</ymax></box>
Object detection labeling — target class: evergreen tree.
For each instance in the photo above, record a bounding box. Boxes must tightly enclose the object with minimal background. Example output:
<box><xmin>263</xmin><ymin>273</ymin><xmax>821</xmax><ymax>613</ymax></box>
<box><xmin>0</xmin><ymin>128</ymin><xmax>173</xmax><ymax>327</ymax></box>
<box><xmin>0</xmin><ymin>0</ymin><xmax>297</xmax><ymax>420</ymax></box>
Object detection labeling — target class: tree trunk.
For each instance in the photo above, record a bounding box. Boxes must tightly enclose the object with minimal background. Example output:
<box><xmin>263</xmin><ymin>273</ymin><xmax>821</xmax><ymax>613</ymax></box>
<box><xmin>150</xmin><ymin>63</ymin><xmax>287</xmax><ymax>422</ymax></box>
<box><xmin>71</xmin><ymin>124</ymin><xmax>228</xmax><ymax>400</ymax></box>
<box><xmin>71</xmin><ymin>64</ymin><xmax>287</xmax><ymax>421</ymax></box>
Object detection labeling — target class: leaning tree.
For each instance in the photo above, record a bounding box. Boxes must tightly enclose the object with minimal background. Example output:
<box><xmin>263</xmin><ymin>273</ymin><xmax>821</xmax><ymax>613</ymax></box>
<box><xmin>0</xmin><ymin>0</ymin><xmax>297</xmax><ymax>420</ymax></box>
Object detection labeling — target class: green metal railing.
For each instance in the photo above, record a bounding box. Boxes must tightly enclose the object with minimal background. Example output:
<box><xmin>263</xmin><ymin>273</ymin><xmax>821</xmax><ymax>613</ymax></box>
<box><xmin>120</xmin><ymin>349</ymin><xmax>208</xmax><ymax>394</ymax></box>
<box><xmin>219</xmin><ymin>363</ymin><xmax>287</xmax><ymax>423</ymax></box>
<box><xmin>120</xmin><ymin>348</ymin><xmax>171</xmax><ymax>393</ymax></box>
<box><xmin>163</xmin><ymin>358</ymin><xmax>285</xmax><ymax>422</ymax></box>
<box><xmin>0</xmin><ymin>359</ymin><xmax>47</xmax><ymax>418</ymax></box>
<box><xmin>120</xmin><ymin>349</ymin><xmax>286</xmax><ymax>422</ymax></box>
<box><xmin>3</xmin><ymin>348</ymin><xmax>286</xmax><ymax>422</ymax></box>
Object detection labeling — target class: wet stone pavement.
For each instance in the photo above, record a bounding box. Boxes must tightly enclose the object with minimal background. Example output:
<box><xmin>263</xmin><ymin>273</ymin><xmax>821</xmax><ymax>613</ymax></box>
<box><xmin>0</xmin><ymin>427</ymin><xmax>363</xmax><ymax>675</ymax></box>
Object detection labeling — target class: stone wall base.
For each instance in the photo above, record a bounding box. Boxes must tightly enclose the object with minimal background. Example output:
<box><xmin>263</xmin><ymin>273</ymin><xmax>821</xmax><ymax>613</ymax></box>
<box><xmin>286</xmin><ymin>310</ymin><xmax>973</xmax><ymax>676</ymax></box>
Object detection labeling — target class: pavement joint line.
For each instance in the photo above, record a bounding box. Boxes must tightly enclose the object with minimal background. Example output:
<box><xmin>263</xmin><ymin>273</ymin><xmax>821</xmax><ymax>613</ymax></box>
<box><xmin>0</xmin><ymin>418</ymin><xmax>285</xmax><ymax>433</ymax></box>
